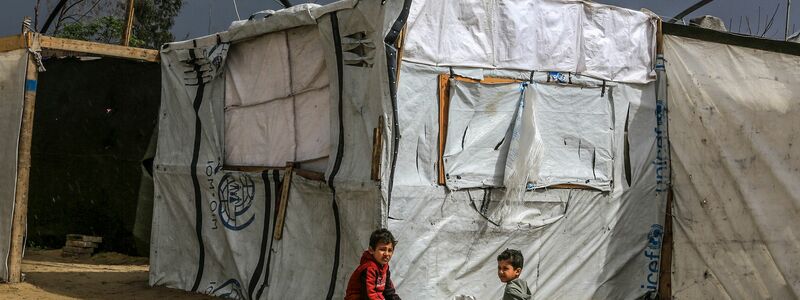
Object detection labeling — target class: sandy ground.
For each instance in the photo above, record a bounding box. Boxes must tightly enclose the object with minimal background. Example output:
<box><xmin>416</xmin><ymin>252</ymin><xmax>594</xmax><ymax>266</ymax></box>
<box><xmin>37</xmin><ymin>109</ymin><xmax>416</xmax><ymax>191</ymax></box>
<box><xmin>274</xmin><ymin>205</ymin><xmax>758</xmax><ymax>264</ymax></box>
<box><xmin>0</xmin><ymin>249</ymin><xmax>216</xmax><ymax>299</ymax></box>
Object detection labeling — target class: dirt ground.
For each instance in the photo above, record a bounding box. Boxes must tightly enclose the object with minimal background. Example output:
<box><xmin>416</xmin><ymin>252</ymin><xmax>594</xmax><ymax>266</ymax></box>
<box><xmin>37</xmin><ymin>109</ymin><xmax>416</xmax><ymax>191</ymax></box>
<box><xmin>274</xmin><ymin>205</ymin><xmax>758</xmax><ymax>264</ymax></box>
<box><xmin>0</xmin><ymin>249</ymin><xmax>216</xmax><ymax>299</ymax></box>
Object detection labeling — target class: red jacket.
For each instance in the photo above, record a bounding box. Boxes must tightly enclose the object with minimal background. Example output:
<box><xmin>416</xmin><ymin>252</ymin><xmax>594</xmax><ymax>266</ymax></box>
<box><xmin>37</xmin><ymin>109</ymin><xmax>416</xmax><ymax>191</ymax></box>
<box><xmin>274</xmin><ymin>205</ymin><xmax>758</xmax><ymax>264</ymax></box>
<box><xmin>344</xmin><ymin>251</ymin><xmax>401</xmax><ymax>300</ymax></box>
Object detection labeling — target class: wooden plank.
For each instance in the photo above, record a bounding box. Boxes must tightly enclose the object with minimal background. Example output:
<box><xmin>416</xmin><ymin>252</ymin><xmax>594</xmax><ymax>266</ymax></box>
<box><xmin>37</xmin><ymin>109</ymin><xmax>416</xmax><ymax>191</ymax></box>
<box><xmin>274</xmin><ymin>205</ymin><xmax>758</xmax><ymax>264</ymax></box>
<box><xmin>38</xmin><ymin>35</ymin><xmax>159</xmax><ymax>62</ymax></box>
<box><xmin>0</xmin><ymin>34</ymin><xmax>25</xmax><ymax>52</ymax></box>
<box><xmin>8</xmin><ymin>22</ymin><xmax>38</xmax><ymax>283</ymax></box>
<box><xmin>548</xmin><ymin>184</ymin><xmax>601</xmax><ymax>190</ymax></box>
<box><xmin>658</xmin><ymin>189</ymin><xmax>674</xmax><ymax>298</ymax></box>
<box><xmin>66</xmin><ymin>240</ymin><xmax>99</xmax><ymax>248</ymax></box>
<box><xmin>437</xmin><ymin>74</ymin><xmax>450</xmax><ymax>185</ymax></box>
<box><xmin>121</xmin><ymin>0</ymin><xmax>136</xmax><ymax>46</ymax></box>
<box><xmin>223</xmin><ymin>165</ymin><xmax>285</xmax><ymax>172</ymax></box>
<box><xmin>294</xmin><ymin>168</ymin><xmax>325</xmax><ymax>181</ymax></box>
<box><xmin>657</xmin><ymin>19</ymin><xmax>664</xmax><ymax>55</ymax></box>
<box><xmin>371</xmin><ymin>116</ymin><xmax>384</xmax><ymax>181</ymax></box>
<box><xmin>273</xmin><ymin>164</ymin><xmax>294</xmax><ymax>240</ymax></box>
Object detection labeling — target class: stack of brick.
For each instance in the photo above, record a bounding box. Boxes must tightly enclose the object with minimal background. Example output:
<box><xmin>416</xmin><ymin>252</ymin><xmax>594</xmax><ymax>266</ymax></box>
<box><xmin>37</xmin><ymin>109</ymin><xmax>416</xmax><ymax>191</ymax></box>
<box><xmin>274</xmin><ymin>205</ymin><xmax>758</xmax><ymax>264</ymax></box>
<box><xmin>61</xmin><ymin>234</ymin><xmax>102</xmax><ymax>257</ymax></box>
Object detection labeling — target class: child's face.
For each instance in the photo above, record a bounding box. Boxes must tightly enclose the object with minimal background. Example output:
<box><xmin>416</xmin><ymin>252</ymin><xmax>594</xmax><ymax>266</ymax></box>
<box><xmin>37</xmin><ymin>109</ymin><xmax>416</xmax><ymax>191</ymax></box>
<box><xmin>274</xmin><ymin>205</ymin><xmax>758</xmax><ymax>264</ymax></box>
<box><xmin>368</xmin><ymin>241</ymin><xmax>394</xmax><ymax>265</ymax></box>
<box><xmin>497</xmin><ymin>259</ymin><xmax>521</xmax><ymax>283</ymax></box>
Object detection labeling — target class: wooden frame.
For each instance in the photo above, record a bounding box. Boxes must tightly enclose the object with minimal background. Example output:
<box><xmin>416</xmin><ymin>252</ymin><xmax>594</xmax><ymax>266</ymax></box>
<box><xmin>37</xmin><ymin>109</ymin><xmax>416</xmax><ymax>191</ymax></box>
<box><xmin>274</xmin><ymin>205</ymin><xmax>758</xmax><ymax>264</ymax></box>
<box><xmin>1</xmin><ymin>26</ymin><xmax>160</xmax><ymax>283</ymax></box>
<box><xmin>437</xmin><ymin>74</ymin><xmax>523</xmax><ymax>185</ymax></box>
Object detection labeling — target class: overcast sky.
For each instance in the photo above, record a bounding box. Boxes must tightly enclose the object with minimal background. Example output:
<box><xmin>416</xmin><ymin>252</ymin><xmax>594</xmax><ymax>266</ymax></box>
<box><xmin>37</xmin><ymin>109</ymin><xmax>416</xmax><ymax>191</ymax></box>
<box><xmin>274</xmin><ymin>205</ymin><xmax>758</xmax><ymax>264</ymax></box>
<box><xmin>1</xmin><ymin>0</ymin><xmax>798</xmax><ymax>40</ymax></box>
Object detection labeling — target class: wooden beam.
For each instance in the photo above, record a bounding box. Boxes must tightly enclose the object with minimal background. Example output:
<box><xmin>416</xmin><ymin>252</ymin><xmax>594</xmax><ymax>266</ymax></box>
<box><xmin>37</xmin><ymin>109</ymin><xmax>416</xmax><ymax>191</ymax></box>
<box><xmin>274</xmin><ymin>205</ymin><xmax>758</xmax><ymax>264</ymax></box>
<box><xmin>38</xmin><ymin>35</ymin><xmax>158</xmax><ymax>62</ymax></box>
<box><xmin>657</xmin><ymin>19</ymin><xmax>664</xmax><ymax>55</ymax></box>
<box><xmin>121</xmin><ymin>0</ymin><xmax>136</xmax><ymax>46</ymax></box>
<box><xmin>294</xmin><ymin>168</ymin><xmax>324</xmax><ymax>181</ymax></box>
<box><xmin>223</xmin><ymin>165</ymin><xmax>285</xmax><ymax>172</ymax></box>
<box><xmin>8</xmin><ymin>21</ymin><xmax>38</xmax><ymax>284</ymax></box>
<box><xmin>0</xmin><ymin>35</ymin><xmax>25</xmax><ymax>52</ymax></box>
<box><xmin>437</xmin><ymin>74</ymin><xmax>450</xmax><ymax>185</ymax></box>
<box><xmin>658</xmin><ymin>185</ymin><xmax>674</xmax><ymax>298</ymax></box>
<box><xmin>273</xmin><ymin>164</ymin><xmax>294</xmax><ymax>240</ymax></box>
<box><xmin>371</xmin><ymin>116</ymin><xmax>384</xmax><ymax>181</ymax></box>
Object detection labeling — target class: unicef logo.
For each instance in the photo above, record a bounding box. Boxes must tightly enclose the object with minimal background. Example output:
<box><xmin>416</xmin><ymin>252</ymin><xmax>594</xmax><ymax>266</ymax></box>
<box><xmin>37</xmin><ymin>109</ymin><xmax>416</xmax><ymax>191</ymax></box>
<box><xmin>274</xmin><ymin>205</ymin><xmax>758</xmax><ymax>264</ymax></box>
<box><xmin>217</xmin><ymin>173</ymin><xmax>256</xmax><ymax>230</ymax></box>
<box><xmin>647</xmin><ymin>224</ymin><xmax>663</xmax><ymax>250</ymax></box>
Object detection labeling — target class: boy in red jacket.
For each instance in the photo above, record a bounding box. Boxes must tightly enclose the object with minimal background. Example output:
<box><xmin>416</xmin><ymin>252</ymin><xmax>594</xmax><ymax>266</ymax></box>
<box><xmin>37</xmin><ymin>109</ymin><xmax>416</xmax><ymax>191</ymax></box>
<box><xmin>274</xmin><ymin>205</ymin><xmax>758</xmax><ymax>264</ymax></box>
<box><xmin>344</xmin><ymin>228</ymin><xmax>401</xmax><ymax>300</ymax></box>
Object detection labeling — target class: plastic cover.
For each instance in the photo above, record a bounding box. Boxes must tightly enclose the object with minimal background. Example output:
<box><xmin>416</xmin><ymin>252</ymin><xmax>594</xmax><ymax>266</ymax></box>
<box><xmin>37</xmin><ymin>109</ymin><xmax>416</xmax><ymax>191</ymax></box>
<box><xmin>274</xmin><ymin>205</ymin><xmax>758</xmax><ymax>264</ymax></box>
<box><xmin>666</xmin><ymin>35</ymin><xmax>800</xmax><ymax>299</ymax></box>
<box><xmin>403</xmin><ymin>0</ymin><xmax>657</xmax><ymax>83</ymax></box>
<box><xmin>0</xmin><ymin>49</ymin><xmax>27</xmax><ymax>281</ymax></box>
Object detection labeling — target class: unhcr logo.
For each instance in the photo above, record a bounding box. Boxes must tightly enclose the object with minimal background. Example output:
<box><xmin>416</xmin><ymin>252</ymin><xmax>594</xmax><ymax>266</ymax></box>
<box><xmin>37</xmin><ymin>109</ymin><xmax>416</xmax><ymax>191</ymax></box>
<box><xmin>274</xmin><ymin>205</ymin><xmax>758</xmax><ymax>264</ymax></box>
<box><xmin>641</xmin><ymin>224</ymin><xmax>663</xmax><ymax>293</ymax></box>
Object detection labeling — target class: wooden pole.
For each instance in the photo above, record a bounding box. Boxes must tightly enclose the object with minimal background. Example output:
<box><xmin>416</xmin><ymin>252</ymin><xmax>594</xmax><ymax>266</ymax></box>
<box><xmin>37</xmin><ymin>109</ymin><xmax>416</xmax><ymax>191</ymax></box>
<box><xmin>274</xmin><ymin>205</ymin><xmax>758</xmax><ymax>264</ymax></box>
<box><xmin>655</xmin><ymin>18</ymin><xmax>673</xmax><ymax>299</ymax></box>
<box><xmin>8</xmin><ymin>17</ymin><xmax>39</xmax><ymax>283</ymax></box>
<box><xmin>273</xmin><ymin>164</ymin><xmax>294</xmax><ymax>240</ymax></box>
<box><xmin>121</xmin><ymin>0</ymin><xmax>135</xmax><ymax>46</ymax></box>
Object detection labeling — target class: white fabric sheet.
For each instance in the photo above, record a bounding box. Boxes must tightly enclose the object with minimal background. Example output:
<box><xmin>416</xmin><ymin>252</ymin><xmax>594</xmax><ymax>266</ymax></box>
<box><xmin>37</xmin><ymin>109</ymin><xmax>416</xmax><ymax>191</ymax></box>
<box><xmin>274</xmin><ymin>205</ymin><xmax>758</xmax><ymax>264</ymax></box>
<box><xmin>224</xmin><ymin>26</ymin><xmax>330</xmax><ymax>167</ymax></box>
<box><xmin>391</xmin><ymin>60</ymin><xmax>666</xmax><ymax>299</ymax></box>
<box><xmin>527</xmin><ymin>82</ymin><xmax>614</xmax><ymax>190</ymax></box>
<box><xmin>666</xmin><ymin>35</ymin><xmax>800</xmax><ymax>300</ymax></box>
<box><xmin>0</xmin><ymin>49</ymin><xmax>27</xmax><ymax>281</ymax></box>
<box><xmin>404</xmin><ymin>0</ymin><xmax>657</xmax><ymax>83</ymax></box>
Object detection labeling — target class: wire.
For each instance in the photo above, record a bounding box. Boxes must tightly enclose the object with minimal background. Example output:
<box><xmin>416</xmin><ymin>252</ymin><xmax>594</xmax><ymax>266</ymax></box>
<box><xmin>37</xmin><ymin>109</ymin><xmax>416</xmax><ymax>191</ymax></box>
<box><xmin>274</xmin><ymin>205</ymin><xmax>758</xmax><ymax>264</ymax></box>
<box><xmin>232</xmin><ymin>0</ymin><xmax>241</xmax><ymax>20</ymax></box>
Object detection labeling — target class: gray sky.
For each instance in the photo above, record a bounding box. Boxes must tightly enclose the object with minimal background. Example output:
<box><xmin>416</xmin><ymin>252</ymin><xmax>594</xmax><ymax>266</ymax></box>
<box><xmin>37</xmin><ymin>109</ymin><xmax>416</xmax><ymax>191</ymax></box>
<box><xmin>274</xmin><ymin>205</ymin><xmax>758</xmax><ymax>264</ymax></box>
<box><xmin>2</xmin><ymin>0</ymin><xmax>799</xmax><ymax>40</ymax></box>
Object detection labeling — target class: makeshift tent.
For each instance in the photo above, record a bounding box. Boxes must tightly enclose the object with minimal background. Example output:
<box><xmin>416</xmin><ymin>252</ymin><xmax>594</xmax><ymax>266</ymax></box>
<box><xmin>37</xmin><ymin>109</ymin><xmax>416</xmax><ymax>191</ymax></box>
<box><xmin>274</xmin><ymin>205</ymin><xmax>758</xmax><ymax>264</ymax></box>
<box><xmin>663</xmin><ymin>24</ymin><xmax>800</xmax><ymax>299</ymax></box>
<box><xmin>0</xmin><ymin>31</ymin><xmax>159</xmax><ymax>282</ymax></box>
<box><xmin>151</xmin><ymin>0</ymin><xmax>672</xmax><ymax>299</ymax></box>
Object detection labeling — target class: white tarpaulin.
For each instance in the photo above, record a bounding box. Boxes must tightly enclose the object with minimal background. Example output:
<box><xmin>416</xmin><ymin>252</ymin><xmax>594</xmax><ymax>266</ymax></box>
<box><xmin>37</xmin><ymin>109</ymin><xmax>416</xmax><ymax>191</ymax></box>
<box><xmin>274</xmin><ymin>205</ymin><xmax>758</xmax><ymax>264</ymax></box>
<box><xmin>666</xmin><ymin>34</ymin><xmax>800</xmax><ymax>299</ymax></box>
<box><xmin>224</xmin><ymin>25</ymin><xmax>330</xmax><ymax>168</ymax></box>
<box><xmin>0</xmin><ymin>49</ymin><xmax>27</xmax><ymax>281</ymax></box>
<box><xmin>403</xmin><ymin>0</ymin><xmax>657</xmax><ymax>83</ymax></box>
<box><xmin>150</xmin><ymin>1</ymin><xmax>409</xmax><ymax>298</ymax></box>
<box><xmin>151</xmin><ymin>0</ymin><xmax>664</xmax><ymax>298</ymax></box>
<box><xmin>526</xmin><ymin>82</ymin><xmax>614</xmax><ymax>191</ymax></box>
<box><xmin>389</xmin><ymin>61</ymin><xmax>667</xmax><ymax>299</ymax></box>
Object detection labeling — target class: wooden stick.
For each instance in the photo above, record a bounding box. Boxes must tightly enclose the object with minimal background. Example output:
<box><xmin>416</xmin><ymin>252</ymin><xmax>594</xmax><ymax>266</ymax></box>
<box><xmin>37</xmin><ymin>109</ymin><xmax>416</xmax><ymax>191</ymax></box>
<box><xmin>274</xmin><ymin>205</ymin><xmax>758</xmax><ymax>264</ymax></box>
<box><xmin>121</xmin><ymin>0</ymin><xmax>136</xmax><ymax>46</ymax></box>
<box><xmin>8</xmin><ymin>21</ymin><xmax>38</xmax><ymax>284</ymax></box>
<box><xmin>657</xmin><ymin>19</ymin><xmax>664</xmax><ymax>55</ymax></box>
<box><xmin>371</xmin><ymin>116</ymin><xmax>384</xmax><ymax>181</ymax></box>
<box><xmin>437</xmin><ymin>74</ymin><xmax>450</xmax><ymax>185</ymax></box>
<box><xmin>38</xmin><ymin>35</ymin><xmax>158</xmax><ymax>62</ymax></box>
<box><xmin>273</xmin><ymin>164</ymin><xmax>294</xmax><ymax>240</ymax></box>
<box><xmin>658</xmin><ymin>189</ymin><xmax>674</xmax><ymax>298</ymax></box>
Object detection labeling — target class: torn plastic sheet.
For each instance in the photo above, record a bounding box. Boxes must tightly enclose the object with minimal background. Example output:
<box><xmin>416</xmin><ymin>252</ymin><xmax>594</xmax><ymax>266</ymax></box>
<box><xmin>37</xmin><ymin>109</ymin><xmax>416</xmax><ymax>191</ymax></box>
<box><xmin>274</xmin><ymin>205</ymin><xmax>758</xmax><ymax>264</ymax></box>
<box><xmin>443</xmin><ymin>80</ymin><xmax>524</xmax><ymax>189</ymax></box>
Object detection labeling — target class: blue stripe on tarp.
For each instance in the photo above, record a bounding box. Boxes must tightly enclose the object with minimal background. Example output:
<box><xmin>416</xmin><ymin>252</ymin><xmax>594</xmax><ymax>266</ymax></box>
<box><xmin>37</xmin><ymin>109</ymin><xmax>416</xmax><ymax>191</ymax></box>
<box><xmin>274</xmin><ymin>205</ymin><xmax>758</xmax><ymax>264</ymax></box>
<box><xmin>25</xmin><ymin>79</ymin><xmax>37</xmax><ymax>92</ymax></box>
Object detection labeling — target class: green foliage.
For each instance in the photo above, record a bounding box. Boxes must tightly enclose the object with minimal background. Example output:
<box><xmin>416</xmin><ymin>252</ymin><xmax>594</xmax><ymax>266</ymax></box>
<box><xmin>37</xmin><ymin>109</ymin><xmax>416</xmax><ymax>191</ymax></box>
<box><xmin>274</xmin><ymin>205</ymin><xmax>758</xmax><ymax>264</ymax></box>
<box><xmin>133</xmin><ymin>0</ymin><xmax>183</xmax><ymax>49</ymax></box>
<box><xmin>56</xmin><ymin>16</ymin><xmax>144</xmax><ymax>47</ymax></box>
<box><xmin>52</xmin><ymin>0</ymin><xmax>182</xmax><ymax>49</ymax></box>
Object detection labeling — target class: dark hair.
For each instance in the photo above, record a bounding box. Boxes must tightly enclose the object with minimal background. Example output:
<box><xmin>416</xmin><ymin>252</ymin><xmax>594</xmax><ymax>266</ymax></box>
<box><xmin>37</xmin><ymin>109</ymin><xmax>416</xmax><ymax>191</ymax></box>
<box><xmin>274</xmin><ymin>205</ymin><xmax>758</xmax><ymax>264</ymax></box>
<box><xmin>369</xmin><ymin>228</ymin><xmax>397</xmax><ymax>248</ymax></box>
<box><xmin>497</xmin><ymin>249</ymin><xmax>524</xmax><ymax>269</ymax></box>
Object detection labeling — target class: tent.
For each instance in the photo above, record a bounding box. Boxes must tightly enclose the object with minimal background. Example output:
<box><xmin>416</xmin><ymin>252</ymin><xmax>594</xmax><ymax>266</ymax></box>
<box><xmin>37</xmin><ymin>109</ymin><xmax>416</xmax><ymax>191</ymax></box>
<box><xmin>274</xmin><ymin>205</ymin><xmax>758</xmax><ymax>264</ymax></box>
<box><xmin>150</xmin><ymin>0</ymin><xmax>669</xmax><ymax>299</ymax></box>
<box><xmin>663</xmin><ymin>23</ymin><xmax>800</xmax><ymax>299</ymax></box>
<box><xmin>0</xmin><ymin>29</ymin><xmax>159</xmax><ymax>282</ymax></box>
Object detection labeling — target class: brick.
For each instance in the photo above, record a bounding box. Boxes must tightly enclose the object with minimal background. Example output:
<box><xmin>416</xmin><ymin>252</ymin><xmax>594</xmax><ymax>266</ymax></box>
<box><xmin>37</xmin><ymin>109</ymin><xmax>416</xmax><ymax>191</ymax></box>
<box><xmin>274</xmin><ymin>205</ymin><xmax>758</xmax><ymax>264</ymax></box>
<box><xmin>66</xmin><ymin>234</ymin><xmax>103</xmax><ymax>243</ymax></box>
<box><xmin>66</xmin><ymin>240</ymin><xmax>98</xmax><ymax>248</ymax></box>
<box><xmin>62</xmin><ymin>246</ymin><xmax>94</xmax><ymax>254</ymax></box>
